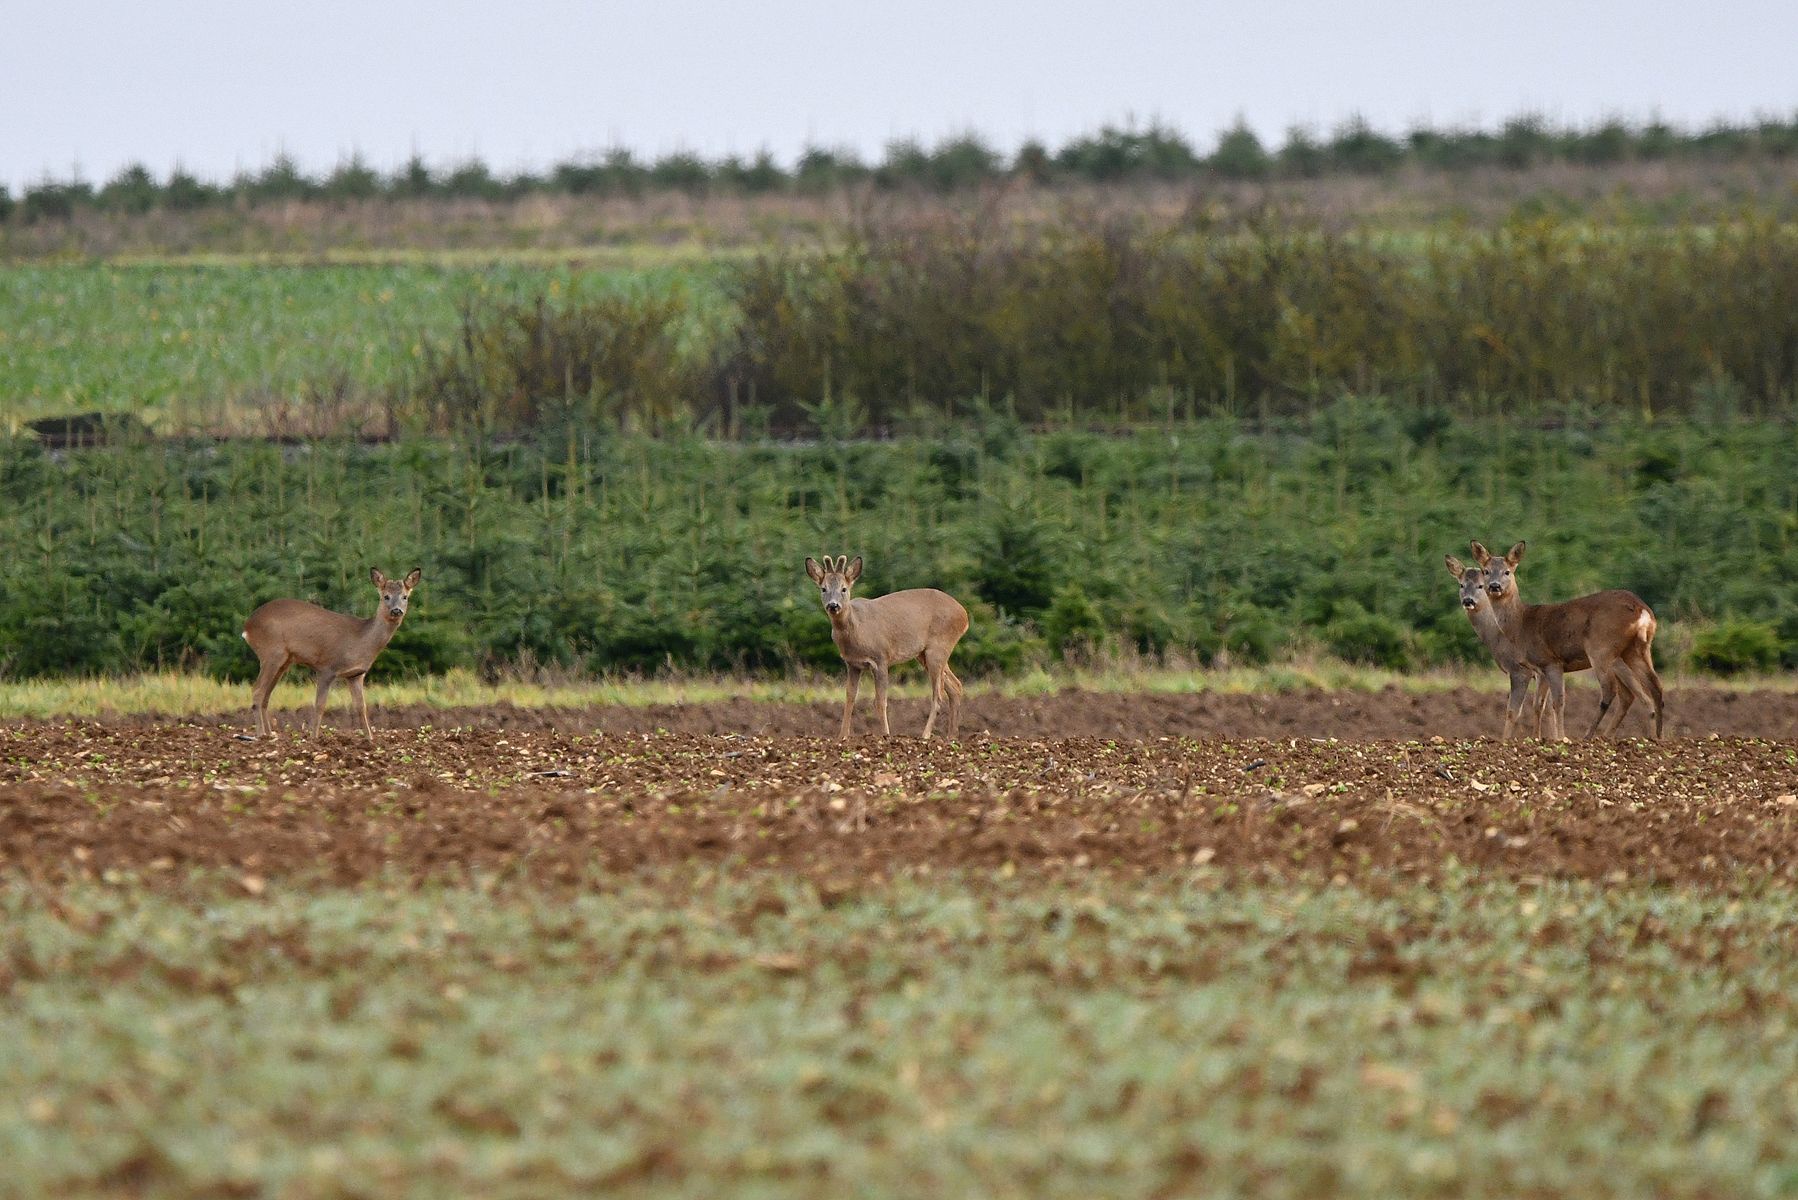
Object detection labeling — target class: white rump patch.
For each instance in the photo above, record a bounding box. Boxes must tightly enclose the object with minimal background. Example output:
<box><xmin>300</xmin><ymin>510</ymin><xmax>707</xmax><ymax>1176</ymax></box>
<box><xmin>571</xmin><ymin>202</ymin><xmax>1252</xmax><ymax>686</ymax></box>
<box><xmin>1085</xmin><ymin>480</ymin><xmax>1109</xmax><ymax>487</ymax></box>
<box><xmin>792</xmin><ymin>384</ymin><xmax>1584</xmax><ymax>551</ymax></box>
<box><xmin>1634</xmin><ymin>610</ymin><xmax>1653</xmax><ymax>639</ymax></box>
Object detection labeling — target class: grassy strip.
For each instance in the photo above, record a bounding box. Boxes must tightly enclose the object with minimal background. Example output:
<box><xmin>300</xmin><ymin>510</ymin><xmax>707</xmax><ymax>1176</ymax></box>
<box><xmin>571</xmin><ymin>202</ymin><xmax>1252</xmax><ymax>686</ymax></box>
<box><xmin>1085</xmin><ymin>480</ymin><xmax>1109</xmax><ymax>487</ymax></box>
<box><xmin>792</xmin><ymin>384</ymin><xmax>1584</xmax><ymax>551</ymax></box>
<box><xmin>3</xmin><ymin>872</ymin><xmax>1794</xmax><ymax>1198</ymax></box>
<box><xmin>0</xmin><ymin>661</ymin><xmax>1786</xmax><ymax>721</ymax></box>
<box><xmin>0</xmin><ymin>661</ymin><xmax>1493</xmax><ymax>720</ymax></box>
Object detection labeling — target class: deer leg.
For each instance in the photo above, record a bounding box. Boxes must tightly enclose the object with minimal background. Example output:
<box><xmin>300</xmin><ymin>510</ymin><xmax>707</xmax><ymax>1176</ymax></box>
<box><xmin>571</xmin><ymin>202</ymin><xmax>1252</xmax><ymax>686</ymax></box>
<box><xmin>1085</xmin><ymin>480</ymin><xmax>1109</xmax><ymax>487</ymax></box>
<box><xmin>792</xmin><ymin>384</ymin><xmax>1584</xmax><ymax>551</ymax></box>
<box><xmin>1609</xmin><ymin>659</ymin><xmax>1659</xmax><ymax>739</ymax></box>
<box><xmin>1604</xmin><ymin>662</ymin><xmax>1639</xmax><ymax>736</ymax></box>
<box><xmin>349</xmin><ymin>675</ymin><xmax>374</xmax><ymax>743</ymax></box>
<box><xmin>920</xmin><ymin>652</ymin><xmax>943</xmax><ymax>741</ymax></box>
<box><xmin>943</xmin><ymin>664</ymin><xmax>964</xmax><ymax>739</ymax></box>
<box><xmin>1631</xmin><ymin>646</ymin><xmax>1666</xmax><ymax>739</ymax></box>
<box><xmin>310</xmin><ymin>673</ymin><xmax>335</xmax><ymax>737</ymax></box>
<box><xmin>1544</xmin><ymin>665</ymin><xmax>1568</xmax><ymax>741</ymax></box>
<box><xmin>839</xmin><ymin>667</ymin><xmax>861</xmax><ymax>739</ymax></box>
<box><xmin>1584</xmin><ymin>653</ymin><xmax>1620</xmax><ymax>738</ymax></box>
<box><xmin>872</xmin><ymin>662</ymin><xmax>892</xmax><ymax>736</ymax></box>
<box><xmin>1503</xmin><ymin>670</ymin><xmax>1533</xmax><ymax>739</ymax></box>
<box><xmin>251</xmin><ymin>655</ymin><xmax>292</xmax><ymax>737</ymax></box>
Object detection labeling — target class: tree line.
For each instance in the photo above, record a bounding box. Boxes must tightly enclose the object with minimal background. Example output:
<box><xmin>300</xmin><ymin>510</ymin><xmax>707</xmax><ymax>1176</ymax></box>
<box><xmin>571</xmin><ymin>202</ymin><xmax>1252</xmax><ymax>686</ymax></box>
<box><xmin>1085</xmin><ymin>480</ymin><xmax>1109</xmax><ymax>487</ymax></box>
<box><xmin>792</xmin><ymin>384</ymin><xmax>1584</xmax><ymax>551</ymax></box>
<box><xmin>10</xmin><ymin>111</ymin><xmax>1798</xmax><ymax>222</ymax></box>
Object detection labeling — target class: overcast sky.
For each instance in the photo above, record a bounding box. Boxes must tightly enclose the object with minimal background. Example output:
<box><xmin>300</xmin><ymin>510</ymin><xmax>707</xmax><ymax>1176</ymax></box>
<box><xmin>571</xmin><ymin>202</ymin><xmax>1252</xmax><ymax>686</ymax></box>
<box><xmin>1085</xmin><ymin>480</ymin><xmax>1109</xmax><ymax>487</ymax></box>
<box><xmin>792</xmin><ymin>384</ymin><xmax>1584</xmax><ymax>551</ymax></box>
<box><xmin>4</xmin><ymin>0</ymin><xmax>1795</xmax><ymax>188</ymax></box>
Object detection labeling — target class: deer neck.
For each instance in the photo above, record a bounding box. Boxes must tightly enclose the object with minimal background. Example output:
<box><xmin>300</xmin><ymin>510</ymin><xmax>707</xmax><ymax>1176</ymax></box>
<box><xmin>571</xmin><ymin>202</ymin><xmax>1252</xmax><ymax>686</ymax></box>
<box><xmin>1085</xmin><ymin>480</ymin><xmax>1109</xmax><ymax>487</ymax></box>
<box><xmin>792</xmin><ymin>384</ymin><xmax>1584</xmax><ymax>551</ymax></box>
<box><xmin>1487</xmin><ymin>587</ymin><xmax>1533</xmax><ymax>647</ymax></box>
<box><xmin>827</xmin><ymin>600</ymin><xmax>866</xmax><ymax>644</ymax></box>
<box><xmin>356</xmin><ymin>610</ymin><xmax>403</xmax><ymax>660</ymax></box>
<box><xmin>1466</xmin><ymin>604</ymin><xmax>1517</xmax><ymax>666</ymax></box>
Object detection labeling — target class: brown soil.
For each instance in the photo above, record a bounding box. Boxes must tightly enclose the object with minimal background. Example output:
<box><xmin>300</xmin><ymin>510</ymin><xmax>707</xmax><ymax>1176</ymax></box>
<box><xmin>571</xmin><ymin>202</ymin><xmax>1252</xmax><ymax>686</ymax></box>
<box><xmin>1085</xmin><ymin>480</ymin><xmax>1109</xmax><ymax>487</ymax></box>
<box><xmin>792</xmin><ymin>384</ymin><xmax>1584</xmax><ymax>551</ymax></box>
<box><xmin>3</xmin><ymin>722</ymin><xmax>1795</xmax><ymax>893</ymax></box>
<box><xmin>108</xmin><ymin>681</ymin><xmax>1798</xmax><ymax>741</ymax></box>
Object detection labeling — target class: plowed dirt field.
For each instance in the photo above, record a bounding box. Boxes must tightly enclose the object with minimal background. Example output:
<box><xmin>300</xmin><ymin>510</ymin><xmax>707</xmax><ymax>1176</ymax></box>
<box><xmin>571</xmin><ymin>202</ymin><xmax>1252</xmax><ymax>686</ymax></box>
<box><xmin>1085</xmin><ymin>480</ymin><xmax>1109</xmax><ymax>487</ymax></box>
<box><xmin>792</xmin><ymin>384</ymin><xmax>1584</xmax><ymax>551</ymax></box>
<box><xmin>5</xmin><ymin>714</ymin><xmax>1796</xmax><ymax>891</ymax></box>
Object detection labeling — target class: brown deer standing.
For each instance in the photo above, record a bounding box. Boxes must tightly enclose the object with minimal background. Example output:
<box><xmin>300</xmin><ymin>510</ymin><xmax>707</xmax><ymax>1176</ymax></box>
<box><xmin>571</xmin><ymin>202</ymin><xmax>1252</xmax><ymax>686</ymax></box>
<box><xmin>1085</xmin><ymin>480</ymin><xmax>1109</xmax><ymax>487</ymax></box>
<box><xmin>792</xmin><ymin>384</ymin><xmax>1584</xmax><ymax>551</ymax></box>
<box><xmin>1472</xmin><ymin>541</ymin><xmax>1664</xmax><ymax>739</ymax></box>
<box><xmin>1446</xmin><ymin>554</ymin><xmax>1555</xmax><ymax>737</ymax></box>
<box><xmin>242</xmin><ymin>567</ymin><xmax>421</xmax><ymax>741</ymax></box>
<box><xmin>805</xmin><ymin>555</ymin><xmax>969</xmax><ymax>739</ymax></box>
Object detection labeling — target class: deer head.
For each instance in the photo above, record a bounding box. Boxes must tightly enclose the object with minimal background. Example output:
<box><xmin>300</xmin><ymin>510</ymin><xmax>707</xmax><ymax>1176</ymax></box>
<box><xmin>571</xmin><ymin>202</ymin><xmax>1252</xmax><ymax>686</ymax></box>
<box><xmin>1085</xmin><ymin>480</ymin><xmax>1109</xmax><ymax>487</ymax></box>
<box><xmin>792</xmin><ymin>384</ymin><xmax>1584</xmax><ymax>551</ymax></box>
<box><xmin>804</xmin><ymin>555</ymin><xmax>863</xmax><ymax>618</ymax></box>
<box><xmin>1444</xmin><ymin>554</ymin><xmax>1487</xmax><ymax>613</ymax></box>
<box><xmin>1470</xmin><ymin>541</ymin><xmax>1525</xmax><ymax>602</ymax></box>
<box><xmin>370</xmin><ymin>567</ymin><xmax>423</xmax><ymax>625</ymax></box>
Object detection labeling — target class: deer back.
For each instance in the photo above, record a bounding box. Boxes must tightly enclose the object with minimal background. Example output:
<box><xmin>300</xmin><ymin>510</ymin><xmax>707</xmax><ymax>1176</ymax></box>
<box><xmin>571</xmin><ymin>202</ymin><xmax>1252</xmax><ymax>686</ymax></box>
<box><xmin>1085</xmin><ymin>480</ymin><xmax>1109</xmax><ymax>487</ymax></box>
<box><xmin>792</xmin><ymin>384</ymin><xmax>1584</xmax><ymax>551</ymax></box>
<box><xmin>1513</xmin><ymin>589</ymin><xmax>1654</xmax><ymax>671</ymax></box>
<box><xmin>835</xmin><ymin>589</ymin><xmax>969</xmax><ymax>666</ymax></box>
<box><xmin>1529</xmin><ymin>590</ymin><xmax>1650</xmax><ymax>660</ymax></box>
<box><xmin>245</xmin><ymin>599</ymin><xmax>381</xmax><ymax>671</ymax></box>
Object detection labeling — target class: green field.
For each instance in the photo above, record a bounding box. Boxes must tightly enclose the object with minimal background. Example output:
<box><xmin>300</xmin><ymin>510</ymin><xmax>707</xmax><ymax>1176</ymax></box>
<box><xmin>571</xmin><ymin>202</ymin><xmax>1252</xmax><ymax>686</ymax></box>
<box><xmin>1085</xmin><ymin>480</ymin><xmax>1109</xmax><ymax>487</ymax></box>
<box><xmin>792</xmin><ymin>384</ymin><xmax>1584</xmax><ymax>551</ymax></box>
<box><xmin>7</xmin><ymin>873</ymin><xmax>1795</xmax><ymax>1198</ymax></box>
<box><xmin>0</xmin><ymin>258</ymin><xmax>717</xmax><ymax>428</ymax></box>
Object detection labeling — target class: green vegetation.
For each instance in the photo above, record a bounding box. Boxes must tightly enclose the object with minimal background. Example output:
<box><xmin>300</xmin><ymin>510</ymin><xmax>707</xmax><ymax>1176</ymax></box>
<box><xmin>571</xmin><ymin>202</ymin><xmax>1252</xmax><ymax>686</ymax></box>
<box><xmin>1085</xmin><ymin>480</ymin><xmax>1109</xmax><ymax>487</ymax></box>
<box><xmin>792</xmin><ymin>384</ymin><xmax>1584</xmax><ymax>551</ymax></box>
<box><xmin>6</xmin><ymin>873</ymin><xmax>1796</xmax><ymax>1198</ymax></box>
<box><xmin>718</xmin><ymin>212</ymin><xmax>1798</xmax><ymax>426</ymax></box>
<box><xmin>10</xmin><ymin>210</ymin><xmax>1798</xmax><ymax>433</ymax></box>
<box><xmin>0</xmin><ymin>260</ymin><xmax>720</xmax><ymax>428</ymax></box>
<box><xmin>0</xmin><ymin>414</ymin><xmax>1794</xmax><ymax>681</ymax></box>
<box><xmin>1691</xmin><ymin>619</ymin><xmax>1789</xmax><ymax>675</ymax></box>
<box><xmin>4</xmin><ymin>169</ymin><xmax>1797</xmax><ymax>685</ymax></box>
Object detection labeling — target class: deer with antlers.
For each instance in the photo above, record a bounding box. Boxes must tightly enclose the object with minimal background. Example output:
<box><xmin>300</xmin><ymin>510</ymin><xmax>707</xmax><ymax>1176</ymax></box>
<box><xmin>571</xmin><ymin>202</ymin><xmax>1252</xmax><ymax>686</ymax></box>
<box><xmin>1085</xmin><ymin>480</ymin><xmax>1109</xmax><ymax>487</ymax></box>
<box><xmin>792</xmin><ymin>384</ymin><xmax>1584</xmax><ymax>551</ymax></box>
<box><xmin>1470</xmin><ymin>541</ymin><xmax>1664</xmax><ymax>739</ymax></box>
<box><xmin>805</xmin><ymin>555</ymin><xmax>969</xmax><ymax>739</ymax></box>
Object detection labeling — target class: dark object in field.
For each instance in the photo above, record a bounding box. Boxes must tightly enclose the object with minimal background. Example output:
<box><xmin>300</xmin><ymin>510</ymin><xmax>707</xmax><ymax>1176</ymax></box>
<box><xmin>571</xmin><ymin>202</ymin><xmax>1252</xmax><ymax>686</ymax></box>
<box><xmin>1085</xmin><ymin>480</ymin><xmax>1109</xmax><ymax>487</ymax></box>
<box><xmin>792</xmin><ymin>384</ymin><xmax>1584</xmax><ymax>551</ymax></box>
<box><xmin>28</xmin><ymin>411</ymin><xmax>145</xmax><ymax>449</ymax></box>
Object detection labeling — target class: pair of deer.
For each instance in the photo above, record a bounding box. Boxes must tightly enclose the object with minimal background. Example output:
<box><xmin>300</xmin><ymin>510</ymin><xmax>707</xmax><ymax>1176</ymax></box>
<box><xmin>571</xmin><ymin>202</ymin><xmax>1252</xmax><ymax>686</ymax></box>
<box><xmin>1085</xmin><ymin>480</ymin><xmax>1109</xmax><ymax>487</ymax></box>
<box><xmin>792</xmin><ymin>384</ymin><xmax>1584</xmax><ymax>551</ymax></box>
<box><xmin>241</xmin><ymin>557</ymin><xmax>966</xmax><ymax>743</ymax></box>
<box><xmin>1447</xmin><ymin>541</ymin><xmax>1664</xmax><ymax>740</ymax></box>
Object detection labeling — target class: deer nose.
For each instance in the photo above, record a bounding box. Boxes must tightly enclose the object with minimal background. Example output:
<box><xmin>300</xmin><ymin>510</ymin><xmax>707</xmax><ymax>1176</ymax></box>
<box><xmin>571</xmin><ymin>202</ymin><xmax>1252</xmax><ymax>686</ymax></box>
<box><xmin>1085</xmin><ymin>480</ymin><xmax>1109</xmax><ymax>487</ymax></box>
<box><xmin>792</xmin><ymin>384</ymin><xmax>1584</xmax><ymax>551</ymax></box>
<box><xmin>825</xmin><ymin>601</ymin><xmax>841</xmax><ymax>614</ymax></box>
<box><xmin>1462</xmin><ymin>597</ymin><xmax>1478</xmax><ymax>610</ymax></box>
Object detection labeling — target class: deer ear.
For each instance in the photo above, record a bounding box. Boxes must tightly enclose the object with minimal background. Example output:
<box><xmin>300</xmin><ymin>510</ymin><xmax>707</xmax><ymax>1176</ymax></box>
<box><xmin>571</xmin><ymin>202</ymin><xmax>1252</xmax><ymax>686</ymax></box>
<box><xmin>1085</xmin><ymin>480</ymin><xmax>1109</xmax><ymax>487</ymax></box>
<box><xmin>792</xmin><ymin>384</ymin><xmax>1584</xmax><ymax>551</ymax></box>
<box><xmin>805</xmin><ymin>557</ymin><xmax>825</xmax><ymax>583</ymax></box>
<box><xmin>370</xmin><ymin>567</ymin><xmax>387</xmax><ymax>587</ymax></box>
<box><xmin>1469</xmin><ymin>541</ymin><xmax>1491</xmax><ymax>566</ymax></box>
<box><xmin>1505</xmin><ymin>541</ymin><xmax>1525</xmax><ymax>567</ymax></box>
<box><xmin>1445</xmin><ymin>554</ymin><xmax>1466</xmax><ymax>578</ymax></box>
<box><xmin>845</xmin><ymin>556</ymin><xmax>863</xmax><ymax>584</ymax></box>
<box><xmin>403</xmin><ymin>567</ymin><xmax>422</xmax><ymax>590</ymax></box>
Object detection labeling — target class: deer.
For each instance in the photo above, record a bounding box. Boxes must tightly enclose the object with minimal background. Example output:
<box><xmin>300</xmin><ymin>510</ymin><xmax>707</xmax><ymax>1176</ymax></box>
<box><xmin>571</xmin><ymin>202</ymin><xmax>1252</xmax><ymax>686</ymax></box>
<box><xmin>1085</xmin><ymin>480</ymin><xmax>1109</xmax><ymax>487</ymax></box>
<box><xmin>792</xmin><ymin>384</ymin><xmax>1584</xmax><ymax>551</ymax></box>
<box><xmin>242</xmin><ymin>567</ymin><xmax>422</xmax><ymax>742</ymax></box>
<box><xmin>1446</xmin><ymin>554</ymin><xmax>1555</xmax><ymax>738</ymax></box>
<box><xmin>1471</xmin><ymin>541</ymin><xmax>1664</xmax><ymax>740</ymax></box>
<box><xmin>805</xmin><ymin>555</ymin><xmax>969</xmax><ymax>740</ymax></box>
